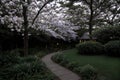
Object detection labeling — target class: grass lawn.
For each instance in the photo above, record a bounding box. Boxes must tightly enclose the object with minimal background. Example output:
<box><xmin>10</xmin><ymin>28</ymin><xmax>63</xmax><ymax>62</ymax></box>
<box><xmin>62</xmin><ymin>49</ymin><xmax>120</xmax><ymax>80</ymax></box>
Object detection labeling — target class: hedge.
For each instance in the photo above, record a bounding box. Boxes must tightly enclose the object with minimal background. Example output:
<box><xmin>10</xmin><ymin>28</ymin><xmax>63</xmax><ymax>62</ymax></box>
<box><xmin>104</xmin><ymin>40</ymin><xmax>120</xmax><ymax>57</ymax></box>
<box><xmin>77</xmin><ymin>41</ymin><xmax>104</xmax><ymax>55</ymax></box>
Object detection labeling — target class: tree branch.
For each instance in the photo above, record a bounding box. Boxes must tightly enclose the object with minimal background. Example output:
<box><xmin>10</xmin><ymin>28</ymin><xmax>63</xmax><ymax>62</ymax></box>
<box><xmin>32</xmin><ymin>0</ymin><xmax>53</xmax><ymax>25</ymax></box>
<box><xmin>83</xmin><ymin>0</ymin><xmax>90</xmax><ymax>5</ymax></box>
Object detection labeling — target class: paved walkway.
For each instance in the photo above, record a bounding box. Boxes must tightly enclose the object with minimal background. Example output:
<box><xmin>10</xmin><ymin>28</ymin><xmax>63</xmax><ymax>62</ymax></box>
<box><xmin>42</xmin><ymin>52</ymin><xmax>80</xmax><ymax>80</ymax></box>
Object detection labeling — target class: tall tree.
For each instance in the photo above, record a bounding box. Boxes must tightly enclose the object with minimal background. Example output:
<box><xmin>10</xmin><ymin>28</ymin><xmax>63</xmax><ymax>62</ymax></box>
<box><xmin>60</xmin><ymin>0</ymin><xmax>120</xmax><ymax>39</ymax></box>
<box><xmin>0</xmin><ymin>0</ymin><xmax>78</xmax><ymax>55</ymax></box>
<box><xmin>22</xmin><ymin>0</ymin><xmax>54</xmax><ymax>55</ymax></box>
<box><xmin>22</xmin><ymin>0</ymin><xmax>29</xmax><ymax>55</ymax></box>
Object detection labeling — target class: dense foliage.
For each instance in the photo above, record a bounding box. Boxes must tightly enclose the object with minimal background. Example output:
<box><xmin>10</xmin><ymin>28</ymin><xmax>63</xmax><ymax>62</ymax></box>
<box><xmin>52</xmin><ymin>54</ymin><xmax>80</xmax><ymax>71</ymax></box>
<box><xmin>0</xmin><ymin>53</ymin><xmax>55</xmax><ymax>80</ymax></box>
<box><xmin>0</xmin><ymin>0</ymin><xmax>78</xmax><ymax>41</ymax></box>
<box><xmin>93</xmin><ymin>25</ymin><xmax>120</xmax><ymax>43</ymax></box>
<box><xmin>104</xmin><ymin>40</ymin><xmax>120</xmax><ymax>57</ymax></box>
<box><xmin>60</xmin><ymin>0</ymin><xmax>120</xmax><ymax>36</ymax></box>
<box><xmin>80</xmin><ymin>64</ymin><xmax>98</xmax><ymax>80</ymax></box>
<box><xmin>76</xmin><ymin>41</ymin><xmax>104</xmax><ymax>55</ymax></box>
<box><xmin>0</xmin><ymin>26</ymin><xmax>77</xmax><ymax>52</ymax></box>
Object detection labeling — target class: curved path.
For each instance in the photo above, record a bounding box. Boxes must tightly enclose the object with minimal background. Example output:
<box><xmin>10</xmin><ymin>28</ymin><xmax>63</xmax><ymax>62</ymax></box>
<box><xmin>42</xmin><ymin>52</ymin><xmax>80</xmax><ymax>80</ymax></box>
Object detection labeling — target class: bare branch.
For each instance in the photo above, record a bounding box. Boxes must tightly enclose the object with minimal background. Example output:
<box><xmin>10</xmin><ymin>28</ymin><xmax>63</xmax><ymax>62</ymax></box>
<box><xmin>83</xmin><ymin>0</ymin><xmax>90</xmax><ymax>5</ymax></box>
<box><xmin>32</xmin><ymin>0</ymin><xmax>53</xmax><ymax>25</ymax></box>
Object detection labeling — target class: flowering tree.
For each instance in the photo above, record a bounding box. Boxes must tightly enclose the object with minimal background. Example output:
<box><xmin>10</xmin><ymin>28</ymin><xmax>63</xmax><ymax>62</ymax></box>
<box><xmin>0</xmin><ymin>0</ymin><xmax>78</xmax><ymax>55</ymax></box>
<box><xmin>60</xmin><ymin>0</ymin><xmax>120</xmax><ymax>39</ymax></box>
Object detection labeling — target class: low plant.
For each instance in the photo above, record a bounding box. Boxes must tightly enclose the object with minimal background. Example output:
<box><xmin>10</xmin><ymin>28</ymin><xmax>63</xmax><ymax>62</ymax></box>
<box><xmin>80</xmin><ymin>64</ymin><xmax>98</xmax><ymax>80</ymax></box>
<box><xmin>52</xmin><ymin>54</ymin><xmax>78</xmax><ymax>70</ymax></box>
<box><xmin>0</xmin><ymin>53</ymin><xmax>55</xmax><ymax>80</ymax></box>
<box><xmin>77</xmin><ymin>41</ymin><xmax>104</xmax><ymax>55</ymax></box>
<box><xmin>21</xmin><ymin>56</ymin><xmax>38</xmax><ymax>63</ymax></box>
<box><xmin>93</xmin><ymin>25</ymin><xmax>120</xmax><ymax>43</ymax></box>
<box><xmin>104</xmin><ymin>40</ymin><xmax>120</xmax><ymax>57</ymax></box>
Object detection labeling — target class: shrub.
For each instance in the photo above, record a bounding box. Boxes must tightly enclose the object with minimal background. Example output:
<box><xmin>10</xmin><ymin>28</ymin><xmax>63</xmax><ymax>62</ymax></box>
<box><xmin>77</xmin><ymin>41</ymin><xmax>104</xmax><ymax>55</ymax></box>
<box><xmin>104</xmin><ymin>40</ymin><xmax>120</xmax><ymax>57</ymax></box>
<box><xmin>0</xmin><ymin>53</ymin><xmax>21</xmax><ymax>68</ymax></box>
<box><xmin>52</xmin><ymin>54</ymin><xmax>69</xmax><ymax>66</ymax></box>
<box><xmin>52</xmin><ymin>54</ymin><xmax>80</xmax><ymax>72</ymax></box>
<box><xmin>66</xmin><ymin>62</ymin><xmax>80</xmax><ymax>70</ymax></box>
<box><xmin>93</xmin><ymin>25</ymin><xmax>120</xmax><ymax>43</ymax></box>
<box><xmin>28</xmin><ymin>48</ymin><xmax>40</xmax><ymax>55</ymax></box>
<box><xmin>80</xmin><ymin>64</ymin><xmax>98</xmax><ymax>80</ymax></box>
<box><xmin>21</xmin><ymin>56</ymin><xmax>38</xmax><ymax>63</ymax></box>
<box><xmin>0</xmin><ymin>54</ymin><xmax>55</xmax><ymax>80</ymax></box>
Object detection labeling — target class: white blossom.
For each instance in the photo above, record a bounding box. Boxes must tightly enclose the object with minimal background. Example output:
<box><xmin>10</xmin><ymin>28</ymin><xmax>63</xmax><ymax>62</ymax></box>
<box><xmin>0</xmin><ymin>0</ymin><xmax>79</xmax><ymax>41</ymax></box>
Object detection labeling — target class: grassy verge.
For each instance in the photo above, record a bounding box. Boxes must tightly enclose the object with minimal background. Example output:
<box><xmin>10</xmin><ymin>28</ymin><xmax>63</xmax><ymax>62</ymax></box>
<box><xmin>63</xmin><ymin>49</ymin><xmax>120</xmax><ymax>80</ymax></box>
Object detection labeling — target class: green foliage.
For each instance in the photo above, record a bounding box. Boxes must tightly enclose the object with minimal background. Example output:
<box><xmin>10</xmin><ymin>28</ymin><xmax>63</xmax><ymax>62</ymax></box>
<box><xmin>104</xmin><ymin>40</ymin><xmax>120</xmax><ymax>57</ymax></box>
<box><xmin>21</xmin><ymin>56</ymin><xmax>38</xmax><ymax>63</ymax></box>
<box><xmin>9</xmin><ymin>48</ymin><xmax>46</xmax><ymax>57</ymax></box>
<box><xmin>66</xmin><ymin>61</ymin><xmax>80</xmax><ymax>70</ymax></box>
<box><xmin>0</xmin><ymin>53</ymin><xmax>55</xmax><ymax>80</ymax></box>
<box><xmin>76</xmin><ymin>28</ymin><xmax>88</xmax><ymax>37</ymax></box>
<box><xmin>6</xmin><ymin>61</ymin><xmax>46</xmax><ymax>80</ymax></box>
<box><xmin>93</xmin><ymin>25</ymin><xmax>120</xmax><ymax>43</ymax></box>
<box><xmin>80</xmin><ymin>64</ymin><xmax>98</xmax><ymax>80</ymax></box>
<box><xmin>52</xmin><ymin>54</ymin><xmax>69</xmax><ymax>66</ymax></box>
<box><xmin>10</xmin><ymin>48</ymin><xmax>23</xmax><ymax>56</ymax></box>
<box><xmin>77</xmin><ymin>41</ymin><xmax>104</xmax><ymax>55</ymax></box>
<box><xmin>28</xmin><ymin>48</ymin><xmax>40</xmax><ymax>55</ymax></box>
<box><xmin>52</xmin><ymin>54</ymin><xmax>80</xmax><ymax>72</ymax></box>
<box><xmin>0</xmin><ymin>53</ymin><xmax>21</xmax><ymax>68</ymax></box>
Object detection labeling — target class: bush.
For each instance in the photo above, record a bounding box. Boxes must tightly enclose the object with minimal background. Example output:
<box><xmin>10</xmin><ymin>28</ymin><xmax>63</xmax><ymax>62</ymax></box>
<box><xmin>93</xmin><ymin>25</ymin><xmax>120</xmax><ymax>43</ymax></box>
<box><xmin>28</xmin><ymin>48</ymin><xmax>40</xmax><ymax>55</ymax></box>
<box><xmin>0</xmin><ymin>54</ymin><xmax>55</xmax><ymax>80</ymax></box>
<box><xmin>66</xmin><ymin>62</ymin><xmax>80</xmax><ymax>70</ymax></box>
<box><xmin>0</xmin><ymin>53</ymin><xmax>21</xmax><ymax>68</ymax></box>
<box><xmin>10</xmin><ymin>48</ymin><xmax>23</xmax><ymax>56</ymax></box>
<box><xmin>21</xmin><ymin>56</ymin><xmax>38</xmax><ymax>63</ymax></box>
<box><xmin>52</xmin><ymin>54</ymin><xmax>79</xmax><ymax>69</ymax></box>
<box><xmin>8</xmin><ymin>61</ymin><xmax>46</xmax><ymax>80</ymax></box>
<box><xmin>104</xmin><ymin>40</ymin><xmax>120</xmax><ymax>57</ymax></box>
<box><xmin>52</xmin><ymin>54</ymin><xmax>80</xmax><ymax>72</ymax></box>
<box><xmin>80</xmin><ymin>64</ymin><xmax>98</xmax><ymax>80</ymax></box>
<box><xmin>77</xmin><ymin>41</ymin><xmax>104</xmax><ymax>55</ymax></box>
<box><xmin>52</xmin><ymin>54</ymin><xmax>69</xmax><ymax>66</ymax></box>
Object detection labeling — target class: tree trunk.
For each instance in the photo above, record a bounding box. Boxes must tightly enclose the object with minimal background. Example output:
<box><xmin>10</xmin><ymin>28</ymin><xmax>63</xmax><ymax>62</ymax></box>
<box><xmin>24</xmin><ymin>29</ymin><xmax>28</xmax><ymax>56</ymax></box>
<box><xmin>22</xmin><ymin>0</ymin><xmax>29</xmax><ymax>56</ymax></box>
<box><xmin>89</xmin><ymin>0</ymin><xmax>93</xmax><ymax>40</ymax></box>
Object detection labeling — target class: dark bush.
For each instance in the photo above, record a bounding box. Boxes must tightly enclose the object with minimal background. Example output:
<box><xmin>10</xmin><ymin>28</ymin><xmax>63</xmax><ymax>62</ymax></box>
<box><xmin>10</xmin><ymin>48</ymin><xmax>23</xmax><ymax>56</ymax></box>
<box><xmin>66</xmin><ymin>62</ymin><xmax>80</xmax><ymax>70</ymax></box>
<box><xmin>28</xmin><ymin>48</ymin><xmax>40</xmax><ymax>55</ymax></box>
<box><xmin>104</xmin><ymin>40</ymin><xmax>120</xmax><ymax>57</ymax></box>
<box><xmin>21</xmin><ymin>56</ymin><xmax>38</xmax><ymax>63</ymax></box>
<box><xmin>93</xmin><ymin>25</ymin><xmax>120</xmax><ymax>43</ymax></box>
<box><xmin>52</xmin><ymin>54</ymin><xmax>80</xmax><ymax>72</ymax></box>
<box><xmin>80</xmin><ymin>64</ymin><xmax>98</xmax><ymax>80</ymax></box>
<box><xmin>8</xmin><ymin>61</ymin><xmax>46</xmax><ymax>79</ymax></box>
<box><xmin>0</xmin><ymin>53</ymin><xmax>21</xmax><ymax>68</ymax></box>
<box><xmin>0</xmin><ymin>54</ymin><xmax>55</xmax><ymax>80</ymax></box>
<box><xmin>77</xmin><ymin>41</ymin><xmax>104</xmax><ymax>55</ymax></box>
<box><xmin>52</xmin><ymin>54</ymin><xmax>69</xmax><ymax>66</ymax></box>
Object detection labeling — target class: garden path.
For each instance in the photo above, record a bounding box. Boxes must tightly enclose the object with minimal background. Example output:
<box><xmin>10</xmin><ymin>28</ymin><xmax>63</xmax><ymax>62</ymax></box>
<box><xmin>42</xmin><ymin>52</ymin><xmax>81</xmax><ymax>80</ymax></box>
